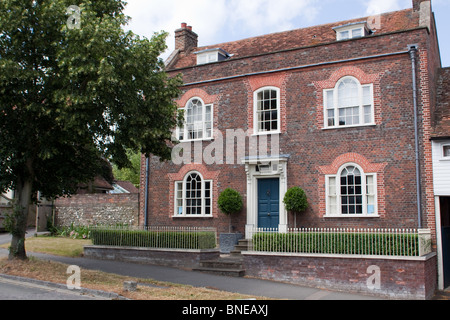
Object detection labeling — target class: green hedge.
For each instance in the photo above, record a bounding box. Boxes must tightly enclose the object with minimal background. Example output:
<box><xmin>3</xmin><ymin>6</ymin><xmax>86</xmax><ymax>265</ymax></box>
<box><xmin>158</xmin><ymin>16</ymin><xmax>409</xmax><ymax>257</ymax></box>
<box><xmin>91</xmin><ymin>228</ymin><xmax>217</xmax><ymax>250</ymax></box>
<box><xmin>252</xmin><ymin>232</ymin><xmax>419</xmax><ymax>256</ymax></box>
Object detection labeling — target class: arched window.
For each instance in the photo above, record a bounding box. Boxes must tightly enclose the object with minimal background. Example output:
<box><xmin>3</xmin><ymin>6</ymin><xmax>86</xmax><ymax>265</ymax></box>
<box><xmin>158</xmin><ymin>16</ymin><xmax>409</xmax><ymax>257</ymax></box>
<box><xmin>177</xmin><ymin>98</ymin><xmax>213</xmax><ymax>141</ymax></box>
<box><xmin>254</xmin><ymin>87</ymin><xmax>280</xmax><ymax>134</ymax></box>
<box><xmin>326</xmin><ymin>164</ymin><xmax>377</xmax><ymax>216</ymax></box>
<box><xmin>324</xmin><ymin>77</ymin><xmax>374</xmax><ymax>128</ymax></box>
<box><xmin>174</xmin><ymin>172</ymin><xmax>212</xmax><ymax>217</ymax></box>
<box><xmin>340</xmin><ymin>166</ymin><xmax>363</xmax><ymax>214</ymax></box>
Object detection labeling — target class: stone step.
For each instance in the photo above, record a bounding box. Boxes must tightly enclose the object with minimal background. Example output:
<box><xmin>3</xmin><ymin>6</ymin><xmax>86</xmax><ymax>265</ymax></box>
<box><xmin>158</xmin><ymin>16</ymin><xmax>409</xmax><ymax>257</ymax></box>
<box><xmin>192</xmin><ymin>267</ymin><xmax>245</xmax><ymax>277</ymax></box>
<box><xmin>199</xmin><ymin>259</ymin><xmax>243</xmax><ymax>269</ymax></box>
<box><xmin>230</xmin><ymin>239</ymin><xmax>252</xmax><ymax>256</ymax></box>
<box><xmin>193</xmin><ymin>257</ymin><xmax>245</xmax><ymax>277</ymax></box>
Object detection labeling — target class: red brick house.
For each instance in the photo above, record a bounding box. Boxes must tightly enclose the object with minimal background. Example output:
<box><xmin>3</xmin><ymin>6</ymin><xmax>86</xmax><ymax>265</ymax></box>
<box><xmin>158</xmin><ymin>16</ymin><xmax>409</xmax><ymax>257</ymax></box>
<box><xmin>140</xmin><ymin>0</ymin><xmax>447</xmax><ymax>288</ymax></box>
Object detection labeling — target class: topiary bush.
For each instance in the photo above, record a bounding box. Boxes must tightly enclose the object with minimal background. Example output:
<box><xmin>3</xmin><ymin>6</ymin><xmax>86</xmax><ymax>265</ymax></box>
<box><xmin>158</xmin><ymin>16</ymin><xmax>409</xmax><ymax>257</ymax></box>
<box><xmin>283</xmin><ymin>187</ymin><xmax>308</xmax><ymax>213</ymax></box>
<box><xmin>283</xmin><ymin>187</ymin><xmax>308</xmax><ymax>227</ymax></box>
<box><xmin>218</xmin><ymin>188</ymin><xmax>243</xmax><ymax>233</ymax></box>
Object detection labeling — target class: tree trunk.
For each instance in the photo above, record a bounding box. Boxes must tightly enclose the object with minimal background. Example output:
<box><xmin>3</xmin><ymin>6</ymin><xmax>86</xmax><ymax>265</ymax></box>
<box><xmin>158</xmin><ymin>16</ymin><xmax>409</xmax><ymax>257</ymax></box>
<box><xmin>8</xmin><ymin>177</ymin><xmax>33</xmax><ymax>260</ymax></box>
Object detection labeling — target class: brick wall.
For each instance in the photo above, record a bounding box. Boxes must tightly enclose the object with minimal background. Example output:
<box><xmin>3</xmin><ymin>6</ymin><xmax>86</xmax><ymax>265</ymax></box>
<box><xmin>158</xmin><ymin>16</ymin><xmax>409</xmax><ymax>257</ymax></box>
<box><xmin>84</xmin><ymin>246</ymin><xmax>220</xmax><ymax>269</ymax></box>
<box><xmin>141</xmin><ymin>13</ymin><xmax>440</xmax><ymax>237</ymax></box>
<box><xmin>144</xmin><ymin>53</ymin><xmax>429</xmax><ymax>232</ymax></box>
<box><xmin>55</xmin><ymin>193</ymin><xmax>139</xmax><ymax>227</ymax></box>
<box><xmin>243</xmin><ymin>252</ymin><xmax>437</xmax><ymax>300</ymax></box>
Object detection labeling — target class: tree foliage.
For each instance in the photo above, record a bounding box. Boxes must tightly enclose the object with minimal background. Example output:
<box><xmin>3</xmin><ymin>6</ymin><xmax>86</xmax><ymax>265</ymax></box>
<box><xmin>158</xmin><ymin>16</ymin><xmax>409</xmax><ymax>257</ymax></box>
<box><xmin>0</xmin><ymin>0</ymin><xmax>182</xmax><ymax>259</ymax></box>
<box><xmin>218</xmin><ymin>188</ymin><xmax>243</xmax><ymax>216</ymax></box>
<box><xmin>112</xmin><ymin>149</ymin><xmax>141</xmax><ymax>187</ymax></box>
<box><xmin>283</xmin><ymin>187</ymin><xmax>308</xmax><ymax>214</ymax></box>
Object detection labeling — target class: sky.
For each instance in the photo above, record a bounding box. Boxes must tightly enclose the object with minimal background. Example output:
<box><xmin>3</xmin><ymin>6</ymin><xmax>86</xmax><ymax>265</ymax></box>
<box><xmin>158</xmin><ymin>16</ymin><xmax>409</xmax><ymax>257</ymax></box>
<box><xmin>123</xmin><ymin>0</ymin><xmax>450</xmax><ymax>67</ymax></box>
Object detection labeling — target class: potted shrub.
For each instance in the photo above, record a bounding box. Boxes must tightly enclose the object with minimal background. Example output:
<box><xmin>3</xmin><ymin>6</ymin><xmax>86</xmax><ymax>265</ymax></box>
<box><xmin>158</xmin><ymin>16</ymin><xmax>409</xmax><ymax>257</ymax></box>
<box><xmin>283</xmin><ymin>187</ymin><xmax>308</xmax><ymax>228</ymax></box>
<box><xmin>218</xmin><ymin>188</ymin><xmax>243</xmax><ymax>253</ymax></box>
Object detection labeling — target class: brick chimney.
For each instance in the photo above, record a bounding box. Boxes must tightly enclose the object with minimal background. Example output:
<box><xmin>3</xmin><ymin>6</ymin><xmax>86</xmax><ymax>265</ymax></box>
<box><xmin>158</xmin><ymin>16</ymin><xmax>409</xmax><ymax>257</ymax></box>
<box><xmin>413</xmin><ymin>0</ymin><xmax>429</xmax><ymax>11</ymax></box>
<box><xmin>175</xmin><ymin>23</ymin><xmax>198</xmax><ymax>53</ymax></box>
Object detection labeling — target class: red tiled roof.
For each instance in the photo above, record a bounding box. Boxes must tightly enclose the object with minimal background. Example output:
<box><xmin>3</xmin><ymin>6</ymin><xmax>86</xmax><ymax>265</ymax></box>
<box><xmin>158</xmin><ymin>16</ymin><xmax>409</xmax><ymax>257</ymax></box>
<box><xmin>115</xmin><ymin>180</ymin><xmax>139</xmax><ymax>193</ymax></box>
<box><xmin>168</xmin><ymin>8</ymin><xmax>419</xmax><ymax>70</ymax></box>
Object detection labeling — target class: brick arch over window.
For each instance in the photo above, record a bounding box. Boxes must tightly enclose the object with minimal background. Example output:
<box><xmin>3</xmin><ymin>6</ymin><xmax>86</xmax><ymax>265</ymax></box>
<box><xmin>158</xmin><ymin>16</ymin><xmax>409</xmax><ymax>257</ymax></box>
<box><xmin>175</xmin><ymin>88</ymin><xmax>221</xmax><ymax>108</ymax></box>
<box><xmin>245</xmin><ymin>72</ymin><xmax>290</xmax><ymax>133</ymax></box>
<box><xmin>168</xmin><ymin>164</ymin><xmax>220</xmax><ymax>218</ymax></box>
<box><xmin>318</xmin><ymin>153</ymin><xmax>388</xmax><ymax>218</ymax></box>
<box><xmin>313</xmin><ymin>66</ymin><xmax>386</xmax><ymax>129</ymax></box>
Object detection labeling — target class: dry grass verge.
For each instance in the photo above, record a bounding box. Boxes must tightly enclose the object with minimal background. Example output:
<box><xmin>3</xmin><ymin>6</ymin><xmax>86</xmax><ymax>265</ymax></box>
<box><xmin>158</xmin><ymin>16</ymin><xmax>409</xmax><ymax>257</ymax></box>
<box><xmin>0</xmin><ymin>236</ymin><xmax>269</xmax><ymax>300</ymax></box>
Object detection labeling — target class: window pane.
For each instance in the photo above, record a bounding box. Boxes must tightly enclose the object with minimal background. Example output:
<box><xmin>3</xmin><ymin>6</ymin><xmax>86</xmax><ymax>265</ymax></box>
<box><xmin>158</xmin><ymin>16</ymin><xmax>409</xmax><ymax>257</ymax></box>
<box><xmin>364</xmin><ymin>105</ymin><xmax>372</xmax><ymax>124</ymax></box>
<box><xmin>340</xmin><ymin>31</ymin><xmax>349</xmax><ymax>40</ymax></box>
<box><xmin>338</xmin><ymin>79</ymin><xmax>359</xmax><ymax>108</ymax></box>
<box><xmin>328</xmin><ymin>110</ymin><xmax>335</xmax><ymax>127</ymax></box>
<box><xmin>327</xmin><ymin>177</ymin><xmax>337</xmax><ymax>215</ymax></box>
<box><xmin>328</xmin><ymin>177</ymin><xmax>336</xmax><ymax>195</ymax></box>
<box><xmin>339</xmin><ymin>106</ymin><xmax>359</xmax><ymax>126</ymax></box>
<box><xmin>256</xmin><ymin>89</ymin><xmax>278</xmax><ymax>132</ymax></box>
<box><xmin>326</xmin><ymin>90</ymin><xmax>334</xmax><ymax>109</ymax></box>
<box><xmin>341</xmin><ymin>166</ymin><xmax>362</xmax><ymax>215</ymax></box>
<box><xmin>444</xmin><ymin>146</ymin><xmax>450</xmax><ymax>157</ymax></box>
<box><xmin>197</xmin><ymin>55</ymin><xmax>207</xmax><ymax>64</ymax></box>
<box><xmin>186</xmin><ymin>99</ymin><xmax>203</xmax><ymax>140</ymax></box>
<box><xmin>176</xmin><ymin>182</ymin><xmax>183</xmax><ymax>215</ymax></box>
<box><xmin>366</xmin><ymin>175</ymin><xmax>375</xmax><ymax>214</ymax></box>
<box><xmin>363</xmin><ymin>86</ymin><xmax>371</xmax><ymax>105</ymax></box>
<box><xmin>185</xmin><ymin>173</ymin><xmax>202</xmax><ymax>215</ymax></box>
<box><xmin>363</xmin><ymin>86</ymin><xmax>373</xmax><ymax>124</ymax></box>
<box><xmin>352</xmin><ymin>28</ymin><xmax>362</xmax><ymax>38</ymax></box>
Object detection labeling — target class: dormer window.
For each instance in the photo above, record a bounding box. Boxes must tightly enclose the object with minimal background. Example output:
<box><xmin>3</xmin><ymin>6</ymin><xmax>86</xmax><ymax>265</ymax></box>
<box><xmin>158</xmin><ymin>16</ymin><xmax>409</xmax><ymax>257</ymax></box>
<box><xmin>195</xmin><ymin>48</ymin><xmax>230</xmax><ymax>65</ymax></box>
<box><xmin>333</xmin><ymin>22</ymin><xmax>370</xmax><ymax>41</ymax></box>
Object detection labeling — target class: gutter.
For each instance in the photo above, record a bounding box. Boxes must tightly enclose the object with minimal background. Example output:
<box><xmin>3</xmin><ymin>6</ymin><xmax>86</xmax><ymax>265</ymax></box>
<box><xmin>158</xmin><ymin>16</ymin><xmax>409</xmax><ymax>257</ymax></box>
<box><xmin>408</xmin><ymin>44</ymin><xmax>423</xmax><ymax>229</ymax></box>
<box><xmin>144</xmin><ymin>157</ymin><xmax>150</xmax><ymax>228</ymax></box>
<box><xmin>169</xmin><ymin>27</ymin><xmax>429</xmax><ymax>75</ymax></box>
<box><xmin>182</xmin><ymin>50</ymin><xmax>409</xmax><ymax>87</ymax></box>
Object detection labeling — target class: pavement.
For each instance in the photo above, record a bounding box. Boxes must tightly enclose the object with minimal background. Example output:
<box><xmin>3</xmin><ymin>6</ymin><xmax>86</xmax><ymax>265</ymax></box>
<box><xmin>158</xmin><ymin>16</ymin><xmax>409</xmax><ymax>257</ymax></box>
<box><xmin>0</xmin><ymin>230</ymin><xmax>384</xmax><ymax>300</ymax></box>
<box><xmin>12</xmin><ymin>229</ymin><xmax>450</xmax><ymax>301</ymax></box>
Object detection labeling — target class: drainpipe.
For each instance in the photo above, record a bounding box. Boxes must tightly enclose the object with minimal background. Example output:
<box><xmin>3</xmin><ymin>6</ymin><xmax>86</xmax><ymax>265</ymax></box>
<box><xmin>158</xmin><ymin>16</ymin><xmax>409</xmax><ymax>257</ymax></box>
<box><xmin>144</xmin><ymin>157</ymin><xmax>150</xmax><ymax>228</ymax></box>
<box><xmin>408</xmin><ymin>44</ymin><xmax>423</xmax><ymax>229</ymax></box>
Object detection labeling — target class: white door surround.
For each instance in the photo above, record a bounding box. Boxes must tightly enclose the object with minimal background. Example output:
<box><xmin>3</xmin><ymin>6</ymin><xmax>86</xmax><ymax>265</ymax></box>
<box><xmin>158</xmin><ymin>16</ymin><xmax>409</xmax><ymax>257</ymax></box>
<box><xmin>242</xmin><ymin>155</ymin><xmax>290</xmax><ymax>239</ymax></box>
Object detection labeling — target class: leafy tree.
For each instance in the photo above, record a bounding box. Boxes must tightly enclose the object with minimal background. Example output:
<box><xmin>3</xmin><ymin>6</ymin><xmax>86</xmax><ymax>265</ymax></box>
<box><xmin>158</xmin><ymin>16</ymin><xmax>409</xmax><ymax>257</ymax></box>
<box><xmin>0</xmin><ymin>0</ymin><xmax>182</xmax><ymax>259</ymax></box>
<box><xmin>112</xmin><ymin>149</ymin><xmax>141</xmax><ymax>188</ymax></box>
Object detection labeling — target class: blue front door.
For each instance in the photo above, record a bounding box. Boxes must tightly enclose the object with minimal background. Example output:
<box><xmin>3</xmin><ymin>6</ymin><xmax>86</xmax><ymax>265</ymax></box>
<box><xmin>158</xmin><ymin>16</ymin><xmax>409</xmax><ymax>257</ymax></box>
<box><xmin>258</xmin><ymin>178</ymin><xmax>280</xmax><ymax>229</ymax></box>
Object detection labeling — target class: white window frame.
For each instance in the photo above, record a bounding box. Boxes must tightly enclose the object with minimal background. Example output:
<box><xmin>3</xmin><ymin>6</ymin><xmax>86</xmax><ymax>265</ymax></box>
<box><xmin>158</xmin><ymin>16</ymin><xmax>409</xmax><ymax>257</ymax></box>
<box><xmin>442</xmin><ymin>144</ymin><xmax>450</xmax><ymax>160</ymax></box>
<box><xmin>253</xmin><ymin>86</ymin><xmax>281</xmax><ymax>135</ymax></box>
<box><xmin>197</xmin><ymin>52</ymin><xmax>219</xmax><ymax>65</ymax></box>
<box><xmin>334</xmin><ymin>23</ymin><xmax>368</xmax><ymax>41</ymax></box>
<box><xmin>176</xmin><ymin>97</ymin><xmax>213</xmax><ymax>142</ymax></box>
<box><xmin>174</xmin><ymin>171</ymin><xmax>213</xmax><ymax>218</ymax></box>
<box><xmin>323</xmin><ymin>76</ymin><xmax>374</xmax><ymax>129</ymax></box>
<box><xmin>325</xmin><ymin>163</ymin><xmax>378</xmax><ymax>218</ymax></box>
<box><xmin>196</xmin><ymin>48</ymin><xmax>229</xmax><ymax>65</ymax></box>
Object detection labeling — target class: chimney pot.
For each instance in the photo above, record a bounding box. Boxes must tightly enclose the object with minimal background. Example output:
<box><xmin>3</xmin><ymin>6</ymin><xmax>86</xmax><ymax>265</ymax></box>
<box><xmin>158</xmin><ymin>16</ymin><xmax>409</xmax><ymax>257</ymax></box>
<box><xmin>412</xmin><ymin>0</ymin><xmax>429</xmax><ymax>12</ymax></box>
<box><xmin>175</xmin><ymin>23</ymin><xmax>198</xmax><ymax>53</ymax></box>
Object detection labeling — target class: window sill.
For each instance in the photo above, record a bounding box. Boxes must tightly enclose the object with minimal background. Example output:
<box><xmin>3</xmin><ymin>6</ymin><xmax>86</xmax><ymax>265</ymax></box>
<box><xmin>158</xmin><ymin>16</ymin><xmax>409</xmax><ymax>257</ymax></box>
<box><xmin>251</xmin><ymin>131</ymin><xmax>281</xmax><ymax>137</ymax></box>
<box><xmin>322</xmin><ymin>124</ymin><xmax>376</xmax><ymax>131</ymax></box>
<box><xmin>324</xmin><ymin>214</ymin><xmax>380</xmax><ymax>218</ymax></box>
<box><xmin>178</xmin><ymin>138</ymin><xmax>214</xmax><ymax>143</ymax></box>
<box><xmin>172</xmin><ymin>215</ymin><xmax>214</xmax><ymax>219</ymax></box>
